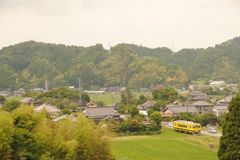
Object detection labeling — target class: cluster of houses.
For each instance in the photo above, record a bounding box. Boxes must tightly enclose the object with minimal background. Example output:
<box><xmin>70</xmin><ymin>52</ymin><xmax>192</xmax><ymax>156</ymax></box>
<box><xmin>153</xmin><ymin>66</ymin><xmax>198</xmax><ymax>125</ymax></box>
<box><xmin>19</xmin><ymin>97</ymin><xmax>120</xmax><ymax>122</ymax></box>
<box><xmin>4</xmin><ymin>88</ymin><xmax>233</xmax><ymax>124</ymax></box>
<box><xmin>1</xmin><ymin>80</ymin><xmax>236</xmax><ymax>123</ymax></box>
<box><xmin>189</xmin><ymin>80</ymin><xmax>238</xmax><ymax>92</ymax></box>
<box><xmin>138</xmin><ymin>90</ymin><xmax>232</xmax><ymax>119</ymax></box>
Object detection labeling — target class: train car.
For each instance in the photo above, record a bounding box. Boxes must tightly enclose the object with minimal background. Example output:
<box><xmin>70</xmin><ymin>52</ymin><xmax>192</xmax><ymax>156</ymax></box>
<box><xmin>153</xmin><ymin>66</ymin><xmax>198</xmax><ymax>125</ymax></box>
<box><xmin>173</xmin><ymin>120</ymin><xmax>201</xmax><ymax>134</ymax></box>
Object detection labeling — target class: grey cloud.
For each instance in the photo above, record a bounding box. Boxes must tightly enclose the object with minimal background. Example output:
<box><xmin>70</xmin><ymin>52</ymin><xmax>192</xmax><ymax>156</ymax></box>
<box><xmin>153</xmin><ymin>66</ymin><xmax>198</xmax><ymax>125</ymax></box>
<box><xmin>0</xmin><ymin>0</ymin><xmax>240</xmax><ymax>50</ymax></box>
<box><xmin>0</xmin><ymin>0</ymin><xmax>82</xmax><ymax>14</ymax></box>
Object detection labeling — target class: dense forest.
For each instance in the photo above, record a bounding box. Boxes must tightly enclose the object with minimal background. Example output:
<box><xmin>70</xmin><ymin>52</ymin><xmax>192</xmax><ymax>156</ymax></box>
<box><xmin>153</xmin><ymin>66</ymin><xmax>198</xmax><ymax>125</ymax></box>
<box><xmin>0</xmin><ymin>36</ymin><xmax>240</xmax><ymax>90</ymax></box>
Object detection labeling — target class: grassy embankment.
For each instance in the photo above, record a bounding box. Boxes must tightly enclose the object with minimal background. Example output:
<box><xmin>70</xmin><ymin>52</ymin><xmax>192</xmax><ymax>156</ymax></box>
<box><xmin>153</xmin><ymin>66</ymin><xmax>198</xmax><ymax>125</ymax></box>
<box><xmin>111</xmin><ymin>128</ymin><xmax>219</xmax><ymax>160</ymax></box>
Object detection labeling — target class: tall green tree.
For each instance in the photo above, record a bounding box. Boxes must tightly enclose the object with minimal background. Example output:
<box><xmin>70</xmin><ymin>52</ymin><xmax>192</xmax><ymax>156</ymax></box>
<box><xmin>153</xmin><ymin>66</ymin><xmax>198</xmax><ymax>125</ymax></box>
<box><xmin>12</xmin><ymin>106</ymin><xmax>40</xmax><ymax>159</ymax></box>
<box><xmin>152</xmin><ymin>87</ymin><xmax>178</xmax><ymax>104</ymax></box>
<box><xmin>150</xmin><ymin>111</ymin><xmax>162</xmax><ymax>126</ymax></box>
<box><xmin>121</xmin><ymin>90</ymin><xmax>136</xmax><ymax>105</ymax></box>
<box><xmin>0</xmin><ymin>111</ymin><xmax>14</xmax><ymax>159</ymax></box>
<box><xmin>2</xmin><ymin>99</ymin><xmax>21</xmax><ymax>112</ymax></box>
<box><xmin>136</xmin><ymin>95</ymin><xmax>147</xmax><ymax>105</ymax></box>
<box><xmin>218</xmin><ymin>95</ymin><xmax>240</xmax><ymax>160</ymax></box>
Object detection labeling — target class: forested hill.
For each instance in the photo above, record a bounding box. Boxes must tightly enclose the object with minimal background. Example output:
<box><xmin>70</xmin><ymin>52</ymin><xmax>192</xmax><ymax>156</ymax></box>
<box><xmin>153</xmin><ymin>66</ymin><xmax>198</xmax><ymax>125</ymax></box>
<box><xmin>0</xmin><ymin>37</ymin><xmax>240</xmax><ymax>90</ymax></box>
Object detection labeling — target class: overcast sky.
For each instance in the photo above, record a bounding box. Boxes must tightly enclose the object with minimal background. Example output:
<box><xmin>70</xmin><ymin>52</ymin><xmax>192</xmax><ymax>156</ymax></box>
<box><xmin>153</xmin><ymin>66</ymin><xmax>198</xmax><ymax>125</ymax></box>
<box><xmin>1</xmin><ymin>0</ymin><xmax>240</xmax><ymax>50</ymax></box>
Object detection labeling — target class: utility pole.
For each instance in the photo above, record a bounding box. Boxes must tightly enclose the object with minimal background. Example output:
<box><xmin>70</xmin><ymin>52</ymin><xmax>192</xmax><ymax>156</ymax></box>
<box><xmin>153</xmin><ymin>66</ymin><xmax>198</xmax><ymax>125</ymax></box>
<box><xmin>78</xmin><ymin>77</ymin><xmax>82</xmax><ymax>91</ymax></box>
<box><xmin>45</xmin><ymin>78</ymin><xmax>49</xmax><ymax>92</ymax></box>
<box><xmin>115</xmin><ymin>92</ymin><xmax>117</xmax><ymax>104</ymax></box>
<box><xmin>78</xmin><ymin>77</ymin><xmax>82</xmax><ymax>105</ymax></box>
<box><xmin>111</xmin><ymin>92</ymin><xmax>114</xmax><ymax>105</ymax></box>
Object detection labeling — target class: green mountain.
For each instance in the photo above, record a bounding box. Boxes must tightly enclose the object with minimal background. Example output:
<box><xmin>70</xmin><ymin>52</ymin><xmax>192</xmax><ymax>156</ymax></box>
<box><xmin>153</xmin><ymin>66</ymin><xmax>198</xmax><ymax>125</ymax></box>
<box><xmin>0</xmin><ymin>37</ymin><xmax>240</xmax><ymax>90</ymax></box>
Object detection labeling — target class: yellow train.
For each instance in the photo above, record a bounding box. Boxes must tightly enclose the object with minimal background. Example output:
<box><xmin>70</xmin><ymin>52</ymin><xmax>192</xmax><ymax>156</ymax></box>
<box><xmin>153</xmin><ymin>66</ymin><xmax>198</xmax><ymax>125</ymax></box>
<box><xmin>173</xmin><ymin>120</ymin><xmax>201</xmax><ymax>134</ymax></box>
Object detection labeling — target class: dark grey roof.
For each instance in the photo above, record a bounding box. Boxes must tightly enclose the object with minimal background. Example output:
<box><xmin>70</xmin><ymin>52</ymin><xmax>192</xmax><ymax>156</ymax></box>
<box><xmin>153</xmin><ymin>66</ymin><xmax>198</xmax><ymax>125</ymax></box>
<box><xmin>166</xmin><ymin>104</ymin><xmax>183</xmax><ymax>108</ymax></box>
<box><xmin>167</xmin><ymin>106</ymin><xmax>199</xmax><ymax>114</ymax></box>
<box><xmin>191</xmin><ymin>95</ymin><xmax>207</xmax><ymax>100</ymax></box>
<box><xmin>191</xmin><ymin>91</ymin><xmax>207</xmax><ymax>96</ymax></box>
<box><xmin>190</xmin><ymin>101</ymin><xmax>213</xmax><ymax>106</ymax></box>
<box><xmin>34</xmin><ymin>104</ymin><xmax>61</xmax><ymax>113</ymax></box>
<box><xmin>84</xmin><ymin>107</ymin><xmax>119</xmax><ymax>118</ymax></box>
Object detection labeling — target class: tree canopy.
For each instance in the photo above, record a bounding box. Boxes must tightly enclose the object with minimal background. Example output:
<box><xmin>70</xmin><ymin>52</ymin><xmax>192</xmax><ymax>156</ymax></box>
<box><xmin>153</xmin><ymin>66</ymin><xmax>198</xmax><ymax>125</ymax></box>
<box><xmin>1</xmin><ymin>37</ymin><xmax>240</xmax><ymax>90</ymax></box>
<box><xmin>0</xmin><ymin>106</ymin><xmax>113</xmax><ymax>160</ymax></box>
<box><xmin>218</xmin><ymin>94</ymin><xmax>240</xmax><ymax>160</ymax></box>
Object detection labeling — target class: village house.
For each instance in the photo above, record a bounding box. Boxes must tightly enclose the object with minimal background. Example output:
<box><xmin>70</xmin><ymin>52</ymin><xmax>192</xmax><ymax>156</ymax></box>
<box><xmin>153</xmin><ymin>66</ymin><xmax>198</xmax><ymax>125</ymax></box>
<box><xmin>209</xmin><ymin>81</ymin><xmax>226</xmax><ymax>90</ymax></box>
<box><xmin>53</xmin><ymin>114</ymin><xmax>77</xmax><ymax>122</ymax></box>
<box><xmin>31</xmin><ymin>88</ymin><xmax>44</xmax><ymax>93</ymax></box>
<box><xmin>20</xmin><ymin>97</ymin><xmax>34</xmax><ymax>105</ymax></box>
<box><xmin>213</xmin><ymin>105</ymin><xmax>229</xmax><ymax>117</ymax></box>
<box><xmin>190</xmin><ymin>101</ymin><xmax>213</xmax><ymax>114</ymax></box>
<box><xmin>137</xmin><ymin>100</ymin><xmax>156</xmax><ymax>110</ymax></box>
<box><xmin>139</xmin><ymin>110</ymin><xmax>148</xmax><ymax>118</ymax></box>
<box><xmin>34</xmin><ymin>104</ymin><xmax>61</xmax><ymax>118</ymax></box>
<box><xmin>212</xmin><ymin>96</ymin><xmax>233</xmax><ymax>117</ymax></box>
<box><xmin>86</xmin><ymin>101</ymin><xmax>98</xmax><ymax>108</ymax></box>
<box><xmin>84</xmin><ymin>90</ymin><xmax>105</xmax><ymax>94</ymax></box>
<box><xmin>190</xmin><ymin>91</ymin><xmax>208</xmax><ymax>101</ymax></box>
<box><xmin>189</xmin><ymin>85</ymin><xmax>199</xmax><ymax>91</ymax></box>
<box><xmin>106</xmin><ymin>87</ymin><xmax>121</xmax><ymax>92</ymax></box>
<box><xmin>0</xmin><ymin>90</ymin><xmax>11</xmax><ymax>97</ymax></box>
<box><xmin>13</xmin><ymin>88</ymin><xmax>25</xmax><ymax>96</ymax></box>
<box><xmin>163</xmin><ymin>104</ymin><xmax>198</xmax><ymax>118</ymax></box>
<box><xmin>217</xmin><ymin>96</ymin><xmax>233</xmax><ymax>106</ymax></box>
<box><xmin>84</xmin><ymin>107</ymin><xmax>120</xmax><ymax>122</ymax></box>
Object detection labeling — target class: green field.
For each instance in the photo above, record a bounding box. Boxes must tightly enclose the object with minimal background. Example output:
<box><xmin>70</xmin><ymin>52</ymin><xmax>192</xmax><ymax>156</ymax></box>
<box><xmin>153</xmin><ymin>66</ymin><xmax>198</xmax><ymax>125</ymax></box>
<box><xmin>89</xmin><ymin>92</ymin><xmax>152</xmax><ymax>105</ymax></box>
<box><xmin>7</xmin><ymin>96</ymin><xmax>23</xmax><ymax>101</ymax></box>
<box><xmin>111</xmin><ymin>129</ymin><xmax>219</xmax><ymax>160</ymax></box>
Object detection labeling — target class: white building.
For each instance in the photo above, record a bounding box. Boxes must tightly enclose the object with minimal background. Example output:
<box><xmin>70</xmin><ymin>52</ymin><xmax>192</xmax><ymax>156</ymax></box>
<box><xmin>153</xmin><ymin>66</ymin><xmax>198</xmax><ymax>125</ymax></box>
<box><xmin>209</xmin><ymin>81</ymin><xmax>226</xmax><ymax>90</ymax></box>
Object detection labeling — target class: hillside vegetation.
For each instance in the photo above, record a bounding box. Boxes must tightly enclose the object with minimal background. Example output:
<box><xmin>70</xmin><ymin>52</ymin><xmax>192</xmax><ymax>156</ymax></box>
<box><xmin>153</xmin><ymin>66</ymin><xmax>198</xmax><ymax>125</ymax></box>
<box><xmin>0</xmin><ymin>37</ymin><xmax>240</xmax><ymax>90</ymax></box>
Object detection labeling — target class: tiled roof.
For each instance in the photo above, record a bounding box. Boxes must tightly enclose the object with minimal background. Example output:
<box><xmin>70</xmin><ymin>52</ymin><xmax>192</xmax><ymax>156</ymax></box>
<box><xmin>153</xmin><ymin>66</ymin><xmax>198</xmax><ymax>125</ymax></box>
<box><xmin>34</xmin><ymin>104</ymin><xmax>61</xmax><ymax>113</ymax></box>
<box><xmin>140</xmin><ymin>100</ymin><xmax>156</xmax><ymax>108</ymax></box>
<box><xmin>20</xmin><ymin>97</ymin><xmax>34</xmax><ymax>103</ymax></box>
<box><xmin>190</xmin><ymin>101</ymin><xmax>213</xmax><ymax>106</ymax></box>
<box><xmin>84</xmin><ymin>107</ymin><xmax>119</xmax><ymax>118</ymax></box>
<box><xmin>191</xmin><ymin>91</ymin><xmax>207</xmax><ymax>96</ymax></box>
<box><xmin>167</xmin><ymin>106</ymin><xmax>199</xmax><ymax>114</ymax></box>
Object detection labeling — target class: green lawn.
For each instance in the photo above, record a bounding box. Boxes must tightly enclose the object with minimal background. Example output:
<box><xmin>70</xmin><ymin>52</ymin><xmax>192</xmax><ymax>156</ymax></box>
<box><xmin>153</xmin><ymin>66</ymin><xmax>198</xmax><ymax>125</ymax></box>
<box><xmin>89</xmin><ymin>93</ymin><xmax>121</xmax><ymax>105</ymax></box>
<box><xmin>7</xmin><ymin>96</ymin><xmax>22</xmax><ymax>101</ymax></box>
<box><xmin>111</xmin><ymin>129</ymin><xmax>219</xmax><ymax>160</ymax></box>
<box><xmin>89</xmin><ymin>92</ymin><xmax>152</xmax><ymax>105</ymax></box>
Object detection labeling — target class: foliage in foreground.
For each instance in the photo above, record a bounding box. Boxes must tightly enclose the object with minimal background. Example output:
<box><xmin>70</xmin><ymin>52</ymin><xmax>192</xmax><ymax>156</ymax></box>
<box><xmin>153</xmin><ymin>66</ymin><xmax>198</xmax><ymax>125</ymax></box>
<box><xmin>0</xmin><ymin>106</ymin><xmax>113</xmax><ymax>160</ymax></box>
<box><xmin>218</xmin><ymin>94</ymin><xmax>240</xmax><ymax>160</ymax></box>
